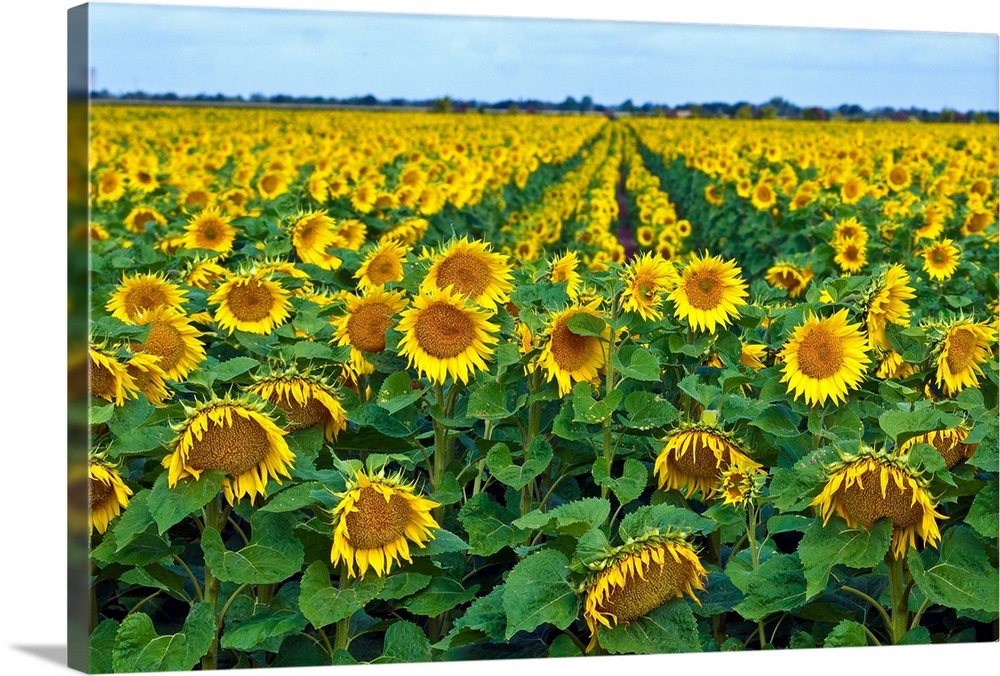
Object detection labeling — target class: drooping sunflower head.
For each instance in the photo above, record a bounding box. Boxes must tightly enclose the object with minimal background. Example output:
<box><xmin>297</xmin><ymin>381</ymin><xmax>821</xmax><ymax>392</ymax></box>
<box><xmin>396</xmin><ymin>285</ymin><xmax>500</xmax><ymax>385</ymax></box>
<box><xmin>163</xmin><ymin>394</ymin><xmax>294</xmax><ymax>505</ymax></box>
<box><xmin>810</xmin><ymin>445</ymin><xmax>943</xmax><ymax>559</ymax></box>
<box><xmin>89</xmin><ymin>345</ymin><xmax>139</xmax><ymax>406</ymax></box>
<box><xmin>875</xmin><ymin>350</ymin><xmax>915</xmax><ymax>380</ymax></box>
<box><xmin>764</xmin><ymin>261</ymin><xmax>813</xmax><ymax>299</ymax></box>
<box><xmin>538</xmin><ymin>301</ymin><xmax>610</xmax><ymax>397</ymax></box>
<box><xmin>620</xmin><ymin>252</ymin><xmax>680</xmax><ymax>321</ymax></box>
<box><xmin>208</xmin><ymin>270</ymin><xmax>293</xmax><ymax>336</ymax></box>
<box><xmin>778</xmin><ymin>309</ymin><xmax>872</xmax><ymax>407</ymax></box>
<box><xmin>125</xmin><ymin>351</ymin><xmax>171</xmax><ymax>406</ymax></box>
<box><xmin>248</xmin><ymin>367</ymin><xmax>348</xmax><ymax>442</ymax></box>
<box><xmin>926</xmin><ymin>315</ymin><xmax>998</xmax><ymax>396</ymax></box>
<box><xmin>863</xmin><ymin>264</ymin><xmax>916</xmax><ymax>353</ymax></box>
<box><xmin>549</xmin><ymin>251</ymin><xmax>583</xmax><ymax>301</ymax></box>
<box><xmin>105</xmin><ymin>271</ymin><xmax>188</xmax><ymax>323</ymax></box>
<box><xmin>332</xmin><ymin>288</ymin><xmax>408</xmax><ymax>375</ymax></box>
<box><xmin>421</xmin><ymin>237</ymin><xmax>514</xmax><ymax>310</ymax></box>
<box><xmin>920</xmin><ymin>239</ymin><xmax>962</xmax><ymax>282</ymax></box>
<box><xmin>123</xmin><ymin>206</ymin><xmax>167</xmax><ymax>234</ymax></box>
<box><xmin>582</xmin><ymin>531</ymin><xmax>707</xmax><ymax>650</ymax></box>
<box><xmin>668</xmin><ymin>252</ymin><xmax>748</xmax><ymax>334</ymax></box>
<box><xmin>131</xmin><ymin>306</ymin><xmax>206</xmax><ymax>381</ymax></box>
<box><xmin>89</xmin><ymin>453</ymin><xmax>133</xmax><ymax>535</ymax></box>
<box><xmin>654</xmin><ymin>422</ymin><xmax>761</xmax><ymax>498</ymax></box>
<box><xmin>355</xmin><ymin>240</ymin><xmax>408</xmax><ymax>291</ymax></box>
<box><xmin>331</xmin><ymin>468</ymin><xmax>440</xmax><ymax>578</ymax></box>
<box><xmin>898</xmin><ymin>423</ymin><xmax>976</xmax><ymax>469</ymax></box>
<box><xmin>183</xmin><ymin>206</ymin><xmax>237</xmax><ymax>253</ymax></box>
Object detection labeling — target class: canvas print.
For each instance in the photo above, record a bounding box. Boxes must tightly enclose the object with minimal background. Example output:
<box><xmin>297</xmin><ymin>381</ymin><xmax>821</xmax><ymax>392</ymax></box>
<box><xmin>69</xmin><ymin>2</ymin><xmax>1000</xmax><ymax>673</ymax></box>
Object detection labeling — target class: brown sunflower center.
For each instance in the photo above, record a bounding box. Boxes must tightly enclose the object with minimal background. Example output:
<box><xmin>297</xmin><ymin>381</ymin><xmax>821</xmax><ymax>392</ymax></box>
<box><xmin>795</xmin><ymin>323</ymin><xmax>845</xmax><ymax>380</ymax></box>
<box><xmin>773</xmin><ymin>270</ymin><xmax>799</xmax><ymax>291</ymax></box>
<box><xmin>684</xmin><ymin>270</ymin><xmax>724</xmax><ymax>310</ymax></box>
<box><xmin>343</xmin><ymin>485</ymin><xmax>413</xmax><ymax>549</ymax></box>
<box><xmin>186</xmin><ymin>191</ymin><xmax>209</xmax><ymax>208</ymax></box>
<box><xmin>889</xmin><ymin>167</ymin><xmax>908</xmax><ymax>185</ymax></box>
<box><xmin>945</xmin><ymin>327</ymin><xmax>977</xmax><ymax>373</ymax></box>
<box><xmin>90</xmin><ymin>359</ymin><xmax>115</xmax><ymax>399</ymax></box>
<box><xmin>931</xmin><ymin>249</ymin><xmax>946</xmax><ymax>265</ymax></box>
<box><xmin>226</xmin><ymin>280</ymin><xmax>277</xmax><ymax>322</ymax></box>
<box><xmin>550</xmin><ymin>319</ymin><xmax>598</xmax><ymax>372</ymax></box>
<box><xmin>838</xmin><ymin>467</ymin><xmax>923</xmax><ymax>529</ymax></box>
<box><xmin>261</xmin><ymin>174</ymin><xmax>280</xmax><ymax>194</ymax></box>
<box><xmin>132</xmin><ymin>212</ymin><xmax>153</xmax><ymax>232</ymax></box>
<box><xmin>196</xmin><ymin>218</ymin><xmax>223</xmax><ymax>243</ymax></box>
<box><xmin>413</xmin><ymin>302</ymin><xmax>476</xmax><ymax>359</ymax></box>
<box><xmin>186</xmin><ymin>412</ymin><xmax>273</xmax><ymax>477</ymax></box>
<box><xmin>596</xmin><ymin>552</ymin><xmax>694</xmax><ymax>622</ymax></box>
<box><xmin>967</xmin><ymin>212</ymin><xmax>988</xmax><ymax>233</ymax></box>
<box><xmin>346</xmin><ymin>301</ymin><xmax>394</xmax><ymax>353</ymax></box>
<box><xmin>89</xmin><ymin>477</ymin><xmax>113</xmax><ymax>510</ymax></box>
<box><xmin>143</xmin><ymin>320</ymin><xmax>185</xmax><ymax>374</ymax></box>
<box><xmin>124</xmin><ymin>282</ymin><xmax>168</xmax><ymax>318</ymax></box>
<box><xmin>434</xmin><ymin>252</ymin><xmax>491</xmax><ymax>299</ymax></box>
<box><xmin>367</xmin><ymin>252</ymin><xmax>402</xmax><ymax>286</ymax></box>
<box><xmin>755</xmin><ymin>185</ymin><xmax>773</xmax><ymax>202</ymax></box>
<box><xmin>672</xmin><ymin>434</ymin><xmax>730</xmax><ymax>479</ymax></box>
<box><xmin>842</xmin><ymin>245</ymin><xmax>860</xmax><ymax>262</ymax></box>
<box><xmin>929</xmin><ymin>432</ymin><xmax>973</xmax><ymax>469</ymax></box>
<box><xmin>274</xmin><ymin>391</ymin><xmax>330</xmax><ymax>430</ymax></box>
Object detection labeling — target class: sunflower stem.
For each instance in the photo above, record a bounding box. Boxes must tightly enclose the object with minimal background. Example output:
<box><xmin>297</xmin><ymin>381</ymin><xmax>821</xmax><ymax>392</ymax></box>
<box><xmin>601</xmin><ymin>294</ymin><xmax>619</xmax><ymax>501</ymax></box>
<box><xmin>431</xmin><ymin>382</ymin><xmax>456</xmax><ymax>522</ymax></box>
<box><xmin>745</xmin><ymin>504</ymin><xmax>768</xmax><ymax>648</ymax></box>
<box><xmin>840</xmin><ymin>585</ymin><xmax>893</xmax><ymax>636</ymax></box>
<box><xmin>201</xmin><ymin>496</ymin><xmax>225</xmax><ymax>671</ymax></box>
<box><xmin>333</xmin><ymin>565</ymin><xmax>352</xmax><ymax>655</ymax></box>
<box><xmin>887</xmin><ymin>553</ymin><xmax>909</xmax><ymax>644</ymax></box>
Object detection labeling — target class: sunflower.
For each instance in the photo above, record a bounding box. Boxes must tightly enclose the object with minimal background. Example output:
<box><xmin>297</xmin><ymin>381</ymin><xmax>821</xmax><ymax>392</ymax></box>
<box><xmin>397</xmin><ymin>285</ymin><xmax>500</xmax><ymax>385</ymax></box>
<box><xmin>332</xmin><ymin>289</ymin><xmax>408</xmax><ymax>375</ymax></box>
<box><xmin>719</xmin><ymin>465</ymin><xmax>764</xmax><ymax>508</ymax></box>
<box><xmin>750</xmin><ymin>182</ymin><xmax>777</xmax><ymax>211</ymax></box>
<box><xmin>810</xmin><ymin>445</ymin><xmax>943</xmax><ymax>559</ymax></box>
<box><xmin>550</xmin><ymin>251</ymin><xmax>583</xmax><ymax>300</ymax></box>
<box><xmin>125</xmin><ymin>352</ymin><xmax>171</xmax><ymax>406</ymax></box>
<box><xmin>654</xmin><ymin>423</ymin><xmax>761</xmax><ymax>498</ymax></box>
<box><xmin>779</xmin><ymin>309</ymin><xmax>871</xmax><ymax>407</ymax></box>
<box><xmin>885</xmin><ymin>164</ymin><xmax>912</xmax><ymax>192</ymax></box>
<box><xmin>831</xmin><ymin>217</ymin><xmax>869</xmax><ymax>248</ymax></box>
<box><xmin>355</xmin><ymin>240</ymin><xmax>408</xmax><ymax>291</ymax></box>
<box><xmin>840</xmin><ymin>175</ymin><xmax>867</xmax><ymax>205</ymax></box>
<box><xmin>669</xmin><ymin>252</ymin><xmax>748</xmax><ymax>334</ymax></box>
<box><xmin>209</xmin><ymin>272</ymin><xmax>293</xmax><ymax>335</ymax></box>
<box><xmin>90</xmin><ymin>346</ymin><xmax>139</xmax><ymax>406</ymax></box>
<box><xmin>89</xmin><ymin>454</ymin><xmax>133</xmax><ymax>535</ymax></box>
<box><xmin>620</xmin><ymin>253</ymin><xmax>679</xmax><ymax>321</ymax></box>
<box><xmin>421</xmin><ymin>237</ymin><xmax>514</xmax><ymax>311</ymax></box>
<box><xmin>876</xmin><ymin>350</ymin><xmax>915</xmax><ymax>380</ymax></box>
<box><xmin>291</xmin><ymin>210</ymin><xmax>342</xmax><ymax>269</ymax></box>
<box><xmin>833</xmin><ymin>240</ymin><xmax>867</xmax><ymax>274</ymax></box>
<box><xmin>248</xmin><ymin>369</ymin><xmax>347</xmax><ymax>442</ymax></box>
<box><xmin>132</xmin><ymin>306</ymin><xmax>206</xmax><ymax>381</ymax></box>
<box><xmin>94</xmin><ymin>168</ymin><xmax>126</xmax><ymax>203</ymax></box>
<box><xmin>163</xmin><ymin>395</ymin><xmax>294</xmax><ymax>505</ymax></box>
<box><xmin>764</xmin><ymin>262</ymin><xmax>813</xmax><ymax>299</ymax></box>
<box><xmin>183</xmin><ymin>207</ymin><xmax>237</xmax><ymax>254</ymax></box>
<box><xmin>582</xmin><ymin>532</ymin><xmax>707</xmax><ymax>651</ymax></box>
<box><xmin>330</xmin><ymin>469</ymin><xmax>440</xmax><ymax>578</ymax></box>
<box><xmin>929</xmin><ymin>317</ymin><xmax>998</xmax><ymax>396</ymax></box>
<box><xmin>538</xmin><ymin>301</ymin><xmax>609</xmax><ymax>396</ymax></box>
<box><xmin>334</xmin><ymin>218</ymin><xmax>367</xmax><ymax>250</ymax></box>
<box><xmin>257</xmin><ymin>171</ymin><xmax>290</xmax><ymax>200</ymax></box>
<box><xmin>864</xmin><ymin>264</ymin><xmax>916</xmax><ymax>353</ymax></box>
<box><xmin>106</xmin><ymin>272</ymin><xmax>188</xmax><ymax>323</ymax></box>
<box><xmin>920</xmin><ymin>239</ymin><xmax>961</xmax><ymax>282</ymax></box>
<box><xmin>898</xmin><ymin>424</ymin><xmax>976</xmax><ymax>469</ymax></box>
<box><xmin>184</xmin><ymin>258</ymin><xmax>230</xmax><ymax>291</ymax></box>
<box><xmin>123</xmin><ymin>206</ymin><xmax>167</xmax><ymax>234</ymax></box>
<box><xmin>961</xmin><ymin>208</ymin><xmax>994</xmax><ymax>237</ymax></box>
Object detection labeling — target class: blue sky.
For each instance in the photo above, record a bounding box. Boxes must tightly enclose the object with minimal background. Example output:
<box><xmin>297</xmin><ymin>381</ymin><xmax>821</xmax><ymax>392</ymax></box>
<box><xmin>88</xmin><ymin>2</ymin><xmax>999</xmax><ymax>110</ymax></box>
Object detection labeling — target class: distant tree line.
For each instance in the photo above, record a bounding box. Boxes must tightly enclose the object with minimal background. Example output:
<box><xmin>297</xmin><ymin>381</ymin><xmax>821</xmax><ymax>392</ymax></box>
<box><xmin>88</xmin><ymin>90</ymin><xmax>998</xmax><ymax>122</ymax></box>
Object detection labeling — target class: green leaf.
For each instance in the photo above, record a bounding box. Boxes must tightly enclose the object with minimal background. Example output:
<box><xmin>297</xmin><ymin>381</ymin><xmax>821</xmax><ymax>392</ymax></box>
<box><xmin>879</xmin><ymin>406</ymin><xmax>962</xmax><ymax>447</ymax></box>
<box><xmin>201</xmin><ymin>511</ymin><xmax>305</xmax><ymax>584</ymax></box>
<box><xmin>375</xmin><ymin>372</ymin><xmax>423</xmax><ymax>414</ymax></box>
<box><xmin>401</xmin><ymin>577</ymin><xmax>479</xmax><ymax>616</ymax></box>
<box><xmin>486</xmin><ymin>438</ymin><xmax>553</xmax><ymax>490</ymax></box>
<box><xmin>898</xmin><ymin>626</ymin><xmax>932</xmax><ymax>645</ymax></box>
<box><xmin>907</xmin><ymin>526</ymin><xmax>999</xmax><ymax>613</ymax></box>
<box><xmin>597</xmin><ymin>600</ymin><xmax>701</xmax><ymax>655</ymax></box>
<box><xmin>549</xmin><ymin>633</ymin><xmax>584</xmax><ymax>657</ymax></box>
<box><xmin>221</xmin><ymin>609</ymin><xmax>307</xmax><ymax>652</ymax></box>
<box><xmin>798</xmin><ymin>517</ymin><xmax>893</xmax><ymax>599</ymax></box>
<box><xmin>290</xmin><ymin>341</ymin><xmax>336</xmax><ymax>360</ymax></box>
<box><xmin>458</xmin><ymin>493</ymin><xmax>529</xmax><ymax>556</ymax></box>
<box><xmin>619</xmin><ymin>391</ymin><xmax>679</xmax><ymax>430</ymax></box>
<box><xmin>111</xmin><ymin>603</ymin><xmax>214</xmax><ymax>673</ymax></box>
<box><xmin>503</xmin><ymin>549</ymin><xmax>580</xmax><ymax>639</ymax></box>
<box><xmin>111</xmin><ymin>490</ymin><xmax>154</xmax><ymax>551</ymax></box>
<box><xmin>107</xmin><ymin>398</ymin><xmax>153</xmax><ymax>438</ymax></box>
<box><xmin>514</xmin><ymin>497</ymin><xmax>611</xmax><ymax>537</ymax></box>
<box><xmin>435</xmin><ymin>587</ymin><xmax>508</xmax><ymax>649</ymax></box>
<box><xmin>467</xmin><ymin>380</ymin><xmax>515</xmax><ymax>420</ymax></box>
<box><xmin>613</xmin><ymin>346</ymin><xmax>661</xmax><ymax>382</ymax></box>
<box><xmin>297</xmin><ymin>561</ymin><xmax>386</xmax><ymax>628</ymax></box>
<box><xmin>415</xmin><ymin>528</ymin><xmax>470</xmax><ymax>556</ymax></box>
<box><xmin>430</xmin><ymin>471</ymin><xmax>463</xmax><ymax>506</ymax></box>
<box><xmin>677</xmin><ymin>373</ymin><xmax>720</xmax><ymax>407</ymax></box>
<box><xmin>90</xmin><ymin>403</ymin><xmax>115</xmax><ymax>425</ymax></box>
<box><xmin>572</xmin><ymin>382</ymin><xmax>622</xmax><ymax>423</ymax></box>
<box><xmin>260</xmin><ymin>481</ymin><xmax>329</xmax><ymax>513</ymax></box>
<box><xmin>565</xmin><ymin>313</ymin><xmax>606</xmax><ymax>337</ymax></box>
<box><xmin>376</xmin><ymin>572</ymin><xmax>432</xmax><ymax>601</ymax></box>
<box><xmin>89</xmin><ymin>619</ymin><xmax>119</xmax><ymax>674</ymax></box>
<box><xmin>965</xmin><ymin>479</ymin><xmax>998</xmax><ymax>538</ymax></box>
<box><xmin>592</xmin><ymin>457</ymin><xmax>647</xmax><ymax>505</ymax></box>
<box><xmin>618</xmin><ymin>503</ymin><xmax>717</xmax><ymax>541</ymax></box>
<box><xmin>147</xmin><ymin>470</ymin><xmax>225</xmax><ymax>535</ymax></box>
<box><xmin>347</xmin><ymin>404</ymin><xmax>414</xmax><ymax>438</ymax></box>
<box><xmin>749</xmin><ymin>406</ymin><xmax>800</xmax><ymax>438</ymax></box>
<box><xmin>376</xmin><ymin>620</ymin><xmax>432</xmax><ymax>663</ymax></box>
<box><xmin>823</xmin><ymin>620</ymin><xmax>868</xmax><ymax>647</ymax></box>
<box><xmin>212</xmin><ymin>356</ymin><xmax>261</xmax><ymax>382</ymax></box>
<box><xmin>733</xmin><ymin>553</ymin><xmax>807</xmax><ymax>621</ymax></box>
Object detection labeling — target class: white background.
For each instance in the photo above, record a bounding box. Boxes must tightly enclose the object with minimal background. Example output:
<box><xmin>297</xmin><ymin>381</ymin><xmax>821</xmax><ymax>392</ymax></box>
<box><xmin>0</xmin><ymin>1</ymin><xmax>997</xmax><ymax>674</ymax></box>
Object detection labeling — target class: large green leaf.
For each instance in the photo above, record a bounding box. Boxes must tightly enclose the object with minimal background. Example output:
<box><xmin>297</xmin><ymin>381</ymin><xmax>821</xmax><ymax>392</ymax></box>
<box><xmin>879</xmin><ymin>406</ymin><xmax>963</xmax><ymax>447</ymax></box>
<box><xmin>965</xmin><ymin>478</ymin><xmax>998</xmax><ymax>538</ymax></box>
<box><xmin>458</xmin><ymin>493</ymin><xmax>529</xmax><ymax>556</ymax></box>
<box><xmin>111</xmin><ymin>602</ymin><xmax>214</xmax><ymax>673</ymax></box>
<box><xmin>111</xmin><ymin>489</ymin><xmax>154</xmax><ymax>551</ymax></box>
<box><xmin>434</xmin><ymin>587</ymin><xmax>508</xmax><ymax>649</ymax></box>
<box><xmin>733</xmin><ymin>553</ymin><xmax>807</xmax><ymax>621</ymax></box>
<box><xmin>486</xmin><ymin>437</ymin><xmax>553</xmax><ymax>490</ymax></box>
<box><xmin>147</xmin><ymin>471</ymin><xmax>226</xmax><ymax>535</ymax></box>
<box><xmin>618</xmin><ymin>503</ymin><xmax>717</xmax><ymax>541</ymax></box>
<box><xmin>908</xmin><ymin>526</ymin><xmax>999</xmax><ymax>613</ymax></box>
<box><xmin>613</xmin><ymin>345</ymin><xmax>661</xmax><ymax>382</ymax></box>
<box><xmin>375</xmin><ymin>621</ymin><xmax>432</xmax><ymax>663</ymax></box>
<box><xmin>502</xmin><ymin>549</ymin><xmax>580</xmax><ymax>639</ymax></box>
<box><xmin>592</xmin><ymin>457</ymin><xmax>647</xmax><ymax>505</ymax></box>
<box><xmin>89</xmin><ymin>620</ymin><xmax>119</xmax><ymax>674</ymax></box>
<box><xmin>201</xmin><ymin>511</ymin><xmax>304</xmax><ymax>584</ymax></box>
<box><xmin>297</xmin><ymin>561</ymin><xmax>386</xmax><ymax>629</ymax></box>
<box><xmin>823</xmin><ymin>620</ymin><xmax>868</xmax><ymax>647</ymax></box>
<box><xmin>401</xmin><ymin>577</ymin><xmax>479</xmax><ymax>616</ymax></box>
<box><xmin>514</xmin><ymin>497</ymin><xmax>611</xmax><ymax>537</ymax></box>
<box><xmin>618</xmin><ymin>391</ymin><xmax>680</xmax><ymax>430</ymax></box>
<box><xmin>221</xmin><ymin>609</ymin><xmax>307</xmax><ymax>652</ymax></box>
<box><xmin>597</xmin><ymin>600</ymin><xmax>701</xmax><ymax>655</ymax></box>
<box><xmin>798</xmin><ymin>517</ymin><xmax>892</xmax><ymax>599</ymax></box>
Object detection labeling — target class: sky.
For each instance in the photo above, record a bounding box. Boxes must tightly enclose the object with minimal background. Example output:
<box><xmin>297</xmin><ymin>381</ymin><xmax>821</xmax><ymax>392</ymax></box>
<box><xmin>86</xmin><ymin>1</ymin><xmax>1000</xmax><ymax>111</ymax></box>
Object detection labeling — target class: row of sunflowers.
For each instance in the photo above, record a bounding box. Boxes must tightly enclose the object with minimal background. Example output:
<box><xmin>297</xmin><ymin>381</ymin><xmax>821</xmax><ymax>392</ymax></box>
<box><xmin>82</xmin><ymin>105</ymin><xmax>998</xmax><ymax>671</ymax></box>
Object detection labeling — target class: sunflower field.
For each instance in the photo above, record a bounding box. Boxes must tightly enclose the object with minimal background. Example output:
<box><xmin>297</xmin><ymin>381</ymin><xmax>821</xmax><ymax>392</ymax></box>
<box><xmin>81</xmin><ymin>104</ymin><xmax>999</xmax><ymax>672</ymax></box>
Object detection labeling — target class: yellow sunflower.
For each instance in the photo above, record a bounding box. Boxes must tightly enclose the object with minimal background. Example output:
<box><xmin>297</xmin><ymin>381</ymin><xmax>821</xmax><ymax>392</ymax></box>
<box><xmin>833</xmin><ymin>240</ymin><xmax>868</xmax><ymax>274</ymax></box>
<box><xmin>885</xmin><ymin>164</ymin><xmax>912</xmax><ymax>192</ymax></box>
<box><xmin>94</xmin><ymin>168</ymin><xmax>126</xmax><ymax>203</ymax></box>
<box><xmin>930</xmin><ymin>317</ymin><xmax>998</xmax><ymax>396</ymax></box>
<box><xmin>184</xmin><ymin>258</ymin><xmax>230</xmax><ymax>291</ymax></box>
<box><xmin>332</xmin><ymin>289</ymin><xmax>408</xmax><ymax>375</ymax></box>
<box><xmin>132</xmin><ymin>306</ymin><xmax>206</xmax><ymax>381</ymax></box>
<box><xmin>961</xmin><ymin>208</ymin><xmax>994</xmax><ymax>237</ymax></box>
<box><xmin>397</xmin><ymin>285</ymin><xmax>500</xmax><ymax>385</ymax></box>
<box><xmin>876</xmin><ymin>350</ymin><xmax>915</xmax><ymax>380</ymax></box>
<box><xmin>355</xmin><ymin>240</ymin><xmax>408</xmax><ymax>291</ymax></box>
<box><xmin>779</xmin><ymin>309</ymin><xmax>871</xmax><ymax>407</ymax></box>
<box><xmin>669</xmin><ymin>252</ymin><xmax>748</xmax><ymax>334</ymax></box>
<box><xmin>421</xmin><ymin>237</ymin><xmax>514</xmax><ymax>311</ymax></box>
<box><xmin>764</xmin><ymin>262</ymin><xmax>813</xmax><ymax>299</ymax></box>
<box><xmin>864</xmin><ymin>264</ymin><xmax>916</xmax><ymax>353</ymax></box>
<box><xmin>90</xmin><ymin>347</ymin><xmax>139</xmax><ymax>406</ymax></box>
<box><xmin>620</xmin><ymin>252</ymin><xmax>680</xmax><ymax>321</ymax></box>
<box><xmin>719</xmin><ymin>465</ymin><xmax>765</xmax><ymax>508</ymax></box>
<box><xmin>163</xmin><ymin>395</ymin><xmax>294</xmax><ymax>505</ymax></box>
<box><xmin>89</xmin><ymin>454</ymin><xmax>133</xmax><ymax>535</ymax></box>
<box><xmin>920</xmin><ymin>239</ymin><xmax>962</xmax><ymax>281</ymax></box>
<box><xmin>248</xmin><ymin>369</ymin><xmax>347</xmax><ymax>442</ymax></box>
<box><xmin>550</xmin><ymin>251</ymin><xmax>583</xmax><ymax>301</ymax></box>
<box><xmin>105</xmin><ymin>272</ymin><xmax>188</xmax><ymax>323</ymax></box>
<box><xmin>183</xmin><ymin>207</ymin><xmax>237</xmax><ymax>254</ymax></box>
<box><xmin>654</xmin><ymin>423</ymin><xmax>761</xmax><ymax>498</ymax></box>
<box><xmin>582</xmin><ymin>532</ymin><xmax>707</xmax><ymax>651</ymax></box>
<box><xmin>123</xmin><ymin>206</ymin><xmax>167</xmax><ymax>234</ymax></box>
<box><xmin>125</xmin><ymin>352</ymin><xmax>171</xmax><ymax>406</ymax></box>
<box><xmin>331</xmin><ymin>469</ymin><xmax>440</xmax><ymax>578</ymax></box>
<box><xmin>257</xmin><ymin>171</ymin><xmax>290</xmax><ymax>200</ymax></box>
<box><xmin>334</xmin><ymin>218</ymin><xmax>368</xmax><ymax>250</ymax></box>
<box><xmin>750</xmin><ymin>182</ymin><xmax>777</xmax><ymax>211</ymax></box>
<box><xmin>898</xmin><ymin>424</ymin><xmax>976</xmax><ymax>469</ymax></box>
<box><xmin>291</xmin><ymin>210</ymin><xmax>342</xmax><ymax>270</ymax></box>
<box><xmin>209</xmin><ymin>272</ymin><xmax>293</xmax><ymax>335</ymax></box>
<box><xmin>831</xmin><ymin>217</ymin><xmax>869</xmax><ymax>248</ymax></box>
<box><xmin>810</xmin><ymin>446</ymin><xmax>943</xmax><ymax>559</ymax></box>
<box><xmin>538</xmin><ymin>301</ymin><xmax>609</xmax><ymax>397</ymax></box>
<box><xmin>840</xmin><ymin>175</ymin><xmax>867</xmax><ymax>205</ymax></box>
